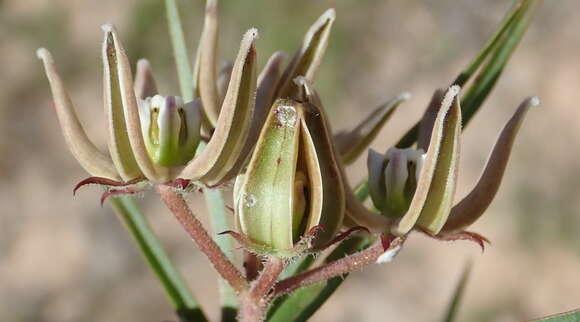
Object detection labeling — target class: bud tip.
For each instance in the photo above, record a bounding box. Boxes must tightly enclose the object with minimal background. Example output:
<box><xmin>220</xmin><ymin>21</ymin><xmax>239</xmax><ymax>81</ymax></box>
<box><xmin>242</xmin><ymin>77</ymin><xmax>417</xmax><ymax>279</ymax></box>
<box><xmin>449</xmin><ymin>84</ymin><xmax>461</xmax><ymax>96</ymax></box>
<box><xmin>36</xmin><ymin>47</ymin><xmax>49</xmax><ymax>60</ymax></box>
<box><xmin>293</xmin><ymin>75</ymin><xmax>307</xmax><ymax>86</ymax></box>
<box><xmin>376</xmin><ymin>245</ymin><xmax>402</xmax><ymax>264</ymax></box>
<box><xmin>244</xmin><ymin>28</ymin><xmax>259</xmax><ymax>40</ymax></box>
<box><xmin>399</xmin><ymin>91</ymin><xmax>412</xmax><ymax>101</ymax></box>
<box><xmin>100</xmin><ymin>23</ymin><xmax>114</xmax><ymax>33</ymax></box>
<box><xmin>529</xmin><ymin>96</ymin><xmax>540</xmax><ymax>106</ymax></box>
<box><xmin>324</xmin><ymin>8</ymin><xmax>336</xmax><ymax>20</ymax></box>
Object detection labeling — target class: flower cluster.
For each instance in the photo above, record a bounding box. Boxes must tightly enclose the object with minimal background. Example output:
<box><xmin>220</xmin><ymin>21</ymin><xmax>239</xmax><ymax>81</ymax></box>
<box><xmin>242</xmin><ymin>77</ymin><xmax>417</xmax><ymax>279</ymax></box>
<box><xmin>37</xmin><ymin>0</ymin><xmax>540</xmax><ymax>320</ymax></box>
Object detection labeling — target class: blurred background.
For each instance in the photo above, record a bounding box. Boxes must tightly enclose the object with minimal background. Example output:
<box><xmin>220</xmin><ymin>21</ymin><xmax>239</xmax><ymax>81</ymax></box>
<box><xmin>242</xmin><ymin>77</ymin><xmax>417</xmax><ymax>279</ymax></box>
<box><xmin>1</xmin><ymin>0</ymin><xmax>580</xmax><ymax>321</ymax></box>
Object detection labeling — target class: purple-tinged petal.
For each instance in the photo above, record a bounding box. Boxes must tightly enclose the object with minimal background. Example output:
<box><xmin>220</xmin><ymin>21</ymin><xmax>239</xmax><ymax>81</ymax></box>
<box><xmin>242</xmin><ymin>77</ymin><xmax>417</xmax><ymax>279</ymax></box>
<box><xmin>216</xmin><ymin>61</ymin><xmax>233</xmax><ymax>106</ymax></box>
<box><xmin>443</xmin><ymin>96</ymin><xmax>539</xmax><ymax>232</ymax></box>
<box><xmin>134</xmin><ymin>59</ymin><xmax>158</xmax><ymax>100</ymax></box>
<box><xmin>102</xmin><ymin>24</ymin><xmax>165</xmax><ymax>182</ymax></box>
<box><xmin>198</xmin><ymin>0</ymin><xmax>220</xmax><ymax>126</ymax></box>
<box><xmin>335</xmin><ymin>92</ymin><xmax>410</xmax><ymax>164</ymax></box>
<box><xmin>276</xmin><ymin>9</ymin><xmax>336</xmax><ymax>98</ymax></box>
<box><xmin>394</xmin><ymin>85</ymin><xmax>461</xmax><ymax>236</ymax></box>
<box><xmin>179</xmin><ymin>29</ymin><xmax>258</xmax><ymax>185</ymax></box>
<box><xmin>36</xmin><ymin>48</ymin><xmax>119</xmax><ymax>180</ymax></box>
<box><xmin>218</xmin><ymin>51</ymin><xmax>286</xmax><ymax>183</ymax></box>
<box><xmin>417</xmin><ymin>89</ymin><xmax>445</xmax><ymax>151</ymax></box>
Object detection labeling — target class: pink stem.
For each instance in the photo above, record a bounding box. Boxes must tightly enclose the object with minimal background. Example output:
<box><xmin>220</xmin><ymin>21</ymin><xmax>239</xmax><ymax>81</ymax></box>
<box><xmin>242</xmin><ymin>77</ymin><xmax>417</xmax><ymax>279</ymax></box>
<box><xmin>156</xmin><ymin>185</ymin><xmax>248</xmax><ymax>293</ymax></box>
<box><xmin>239</xmin><ymin>257</ymin><xmax>285</xmax><ymax>322</ymax></box>
<box><xmin>273</xmin><ymin>240</ymin><xmax>388</xmax><ymax>296</ymax></box>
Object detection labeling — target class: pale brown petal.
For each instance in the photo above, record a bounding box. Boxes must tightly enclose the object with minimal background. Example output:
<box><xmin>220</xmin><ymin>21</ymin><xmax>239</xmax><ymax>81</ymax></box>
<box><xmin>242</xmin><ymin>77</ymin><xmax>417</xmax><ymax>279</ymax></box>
<box><xmin>415</xmin><ymin>88</ymin><xmax>462</xmax><ymax>234</ymax></box>
<box><xmin>256</xmin><ymin>51</ymin><xmax>286</xmax><ymax>116</ymax></box>
<box><xmin>134</xmin><ymin>59</ymin><xmax>158</xmax><ymax>100</ymax></box>
<box><xmin>335</xmin><ymin>92</ymin><xmax>410</xmax><ymax>164</ymax></box>
<box><xmin>219</xmin><ymin>51</ymin><xmax>286</xmax><ymax>183</ymax></box>
<box><xmin>295</xmin><ymin>77</ymin><xmax>389</xmax><ymax>234</ymax></box>
<box><xmin>299</xmin><ymin>117</ymin><xmax>324</xmax><ymax>236</ymax></box>
<box><xmin>179</xmin><ymin>29</ymin><xmax>258</xmax><ymax>185</ymax></box>
<box><xmin>102</xmin><ymin>24</ymin><xmax>165</xmax><ymax>182</ymax></box>
<box><xmin>198</xmin><ymin>0</ymin><xmax>220</xmax><ymax>126</ymax></box>
<box><xmin>443</xmin><ymin>96</ymin><xmax>539</xmax><ymax>232</ymax></box>
<box><xmin>102</xmin><ymin>30</ymin><xmax>143</xmax><ymax>181</ymax></box>
<box><xmin>217</xmin><ymin>61</ymin><xmax>233</xmax><ymax>106</ymax></box>
<box><xmin>276</xmin><ymin>9</ymin><xmax>335</xmax><ymax>98</ymax></box>
<box><xmin>37</xmin><ymin>48</ymin><xmax>119</xmax><ymax>180</ymax></box>
<box><xmin>393</xmin><ymin>85</ymin><xmax>461</xmax><ymax>236</ymax></box>
<box><xmin>417</xmin><ymin>89</ymin><xmax>445</xmax><ymax>151</ymax></box>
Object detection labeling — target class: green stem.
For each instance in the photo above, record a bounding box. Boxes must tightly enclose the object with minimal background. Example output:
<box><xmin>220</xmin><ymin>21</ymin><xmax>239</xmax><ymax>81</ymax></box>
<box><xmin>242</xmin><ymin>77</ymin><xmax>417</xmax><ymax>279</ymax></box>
<box><xmin>205</xmin><ymin>189</ymin><xmax>239</xmax><ymax>322</ymax></box>
<box><xmin>165</xmin><ymin>0</ymin><xmax>240</xmax><ymax>317</ymax></box>
<box><xmin>109</xmin><ymin>196</ymin><xmax>207</xmax><ymax>322</ymax></box>
<box><xmin>165</xmin><ymin>0</ymin><xmax>193</xmax><ymax>102</ymax></box>
<box><xmin>442</xmin><ymin>261</ymin><xmax>473</xmax><ymax>322</ymax></box>
<box><xmin>267</xmin><ymin>236</ymin><xmax>371</xmax><ymax>322</ymax></box>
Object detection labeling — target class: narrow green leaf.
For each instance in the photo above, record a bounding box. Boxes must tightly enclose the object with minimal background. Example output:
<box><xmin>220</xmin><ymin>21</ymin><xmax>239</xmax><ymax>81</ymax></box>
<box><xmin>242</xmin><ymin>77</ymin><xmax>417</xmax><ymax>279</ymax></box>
<box><xmin>453</xmin><ymin>1</ymin><xmax>523</xmax><ymax>87</ymax></box>
<box><xmin>110</xmin><ymin>196</ymin><xmax>207</xmax><ymax>322</ymax></box>
<box><xmin>461</xmin><ymin>0</ymin><xmax>540</xmax><ymax>125</ymax></box>
<box><xmin>165</xmin><ymin>2</ymin><xmax>238</xmax><ymax>316</ymax></box>
<box><xmin>267</xmin><ymin>236</ymin><xmax>371</xmax><ymax>322</ymax></box>
<box><xmin>165</xmin><ymin>0</ymin><xmax>193</xmax><ymax>102</ymax></box>
<box><xmin>395</xmin><ymin>0</ymin><xmax>539</xmax><ymax>149</ymax></box>
<box><xmin>441</xmin><ymin>262</ymin><xmax>472</xmax><ymax>322</ymax></box>
<box><xmin>205</xmin><ymin>189</ymin><xmax>238</xmax><ymax>322</ymax></box>
<box><xmin>530</xmin><ymin>309</ymin><xmax>580</xmax><ymax>322</ymax></box>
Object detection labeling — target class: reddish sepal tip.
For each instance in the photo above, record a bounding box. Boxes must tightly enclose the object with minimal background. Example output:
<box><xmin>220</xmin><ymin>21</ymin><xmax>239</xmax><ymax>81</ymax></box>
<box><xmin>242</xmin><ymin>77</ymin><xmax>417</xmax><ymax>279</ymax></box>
<box><xmin>73</xmin><ymin>176</ymin><xmax>144</xmax><ymax>195</ymax></box>
<box><xmin>424</xmin><ymin>229</ymin><xmax>490</xmax><ymax>252</ymax></box>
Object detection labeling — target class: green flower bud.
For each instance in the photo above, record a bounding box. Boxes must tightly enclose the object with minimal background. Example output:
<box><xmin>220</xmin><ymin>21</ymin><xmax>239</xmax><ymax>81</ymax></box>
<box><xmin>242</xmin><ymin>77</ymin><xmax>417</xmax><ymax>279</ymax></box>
<box><xmin>138</xmin><ymin>95</ymin><xmax>201</xmax><ymax>167</ymax></box>
<box><xmin>368</xmin><ymin>147</ymin><xmax>425</xmax><ymax>218</ymax></box>
<box><xmin>234</xmin><ymin>99</ymin><xmax>345</xmax><ymax>257</ymax></box>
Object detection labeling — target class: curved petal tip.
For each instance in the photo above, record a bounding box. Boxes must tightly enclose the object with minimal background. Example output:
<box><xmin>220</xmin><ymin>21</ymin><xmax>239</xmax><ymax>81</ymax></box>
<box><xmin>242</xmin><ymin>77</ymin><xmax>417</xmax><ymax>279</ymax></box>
<box><xmin>100</xmin><ymin>23</ymin><xmax>114</xmax><ymax>33</ymax></box>
<box><xmin>36</xmin><ymin>48</ymin><xmax>49</xmax><ymax>60</ymax></box>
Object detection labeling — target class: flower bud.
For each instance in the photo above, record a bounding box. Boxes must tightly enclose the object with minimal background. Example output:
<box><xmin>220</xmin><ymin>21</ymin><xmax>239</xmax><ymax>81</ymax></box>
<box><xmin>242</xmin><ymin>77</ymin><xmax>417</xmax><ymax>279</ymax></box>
<box><xmin>368</xmin><ymin>148</ymin><xmax>425</xmax><ymax>218</ymax></box>
<box><xmin>234</xmin><ymin>99</ymin><xmax>345</xmax><ymax>257</ymax></box>
<box><xmin>138</xmin><ymin>95</ymin><xmax>201</xmax><ymax>167</ymax></box>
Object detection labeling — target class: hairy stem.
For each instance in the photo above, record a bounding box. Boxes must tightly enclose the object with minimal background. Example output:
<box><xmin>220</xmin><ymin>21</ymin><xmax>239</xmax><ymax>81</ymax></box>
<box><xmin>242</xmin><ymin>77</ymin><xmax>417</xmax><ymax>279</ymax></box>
<box><xmin>239</xmin><ymin>257</ymin><xmax>285</xmax><ymax>322</ymax></box>
<box><xmin>273</xmin><ymin>237</ymin><xmax>399</xmax><ymax>296</ymax></box>
<box><xmin>157</xmin><ymin>185</ymin><xmax>248</xmax><ymax>293</ymax></box>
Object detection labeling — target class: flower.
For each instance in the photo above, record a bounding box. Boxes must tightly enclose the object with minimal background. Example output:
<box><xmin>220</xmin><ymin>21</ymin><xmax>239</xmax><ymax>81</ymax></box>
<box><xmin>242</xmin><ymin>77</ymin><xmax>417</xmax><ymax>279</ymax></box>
<box><xmin>363</xmin><ymin>85</ymin><xmax>539</xmax><ymax>241</ymax></box>
<box><xmin>37</xmin><ymin>22</ymin><xmax>260</xmax><ymax>191</ymax></box>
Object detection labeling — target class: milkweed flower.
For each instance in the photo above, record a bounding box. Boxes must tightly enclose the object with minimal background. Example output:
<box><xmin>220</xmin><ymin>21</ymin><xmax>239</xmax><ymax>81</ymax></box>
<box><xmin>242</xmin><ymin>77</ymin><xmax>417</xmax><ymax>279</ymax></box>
<box><xmin>362</xmin><ymin>85</ymin><xmax>539</xmax><ymax>244</ymax></box>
